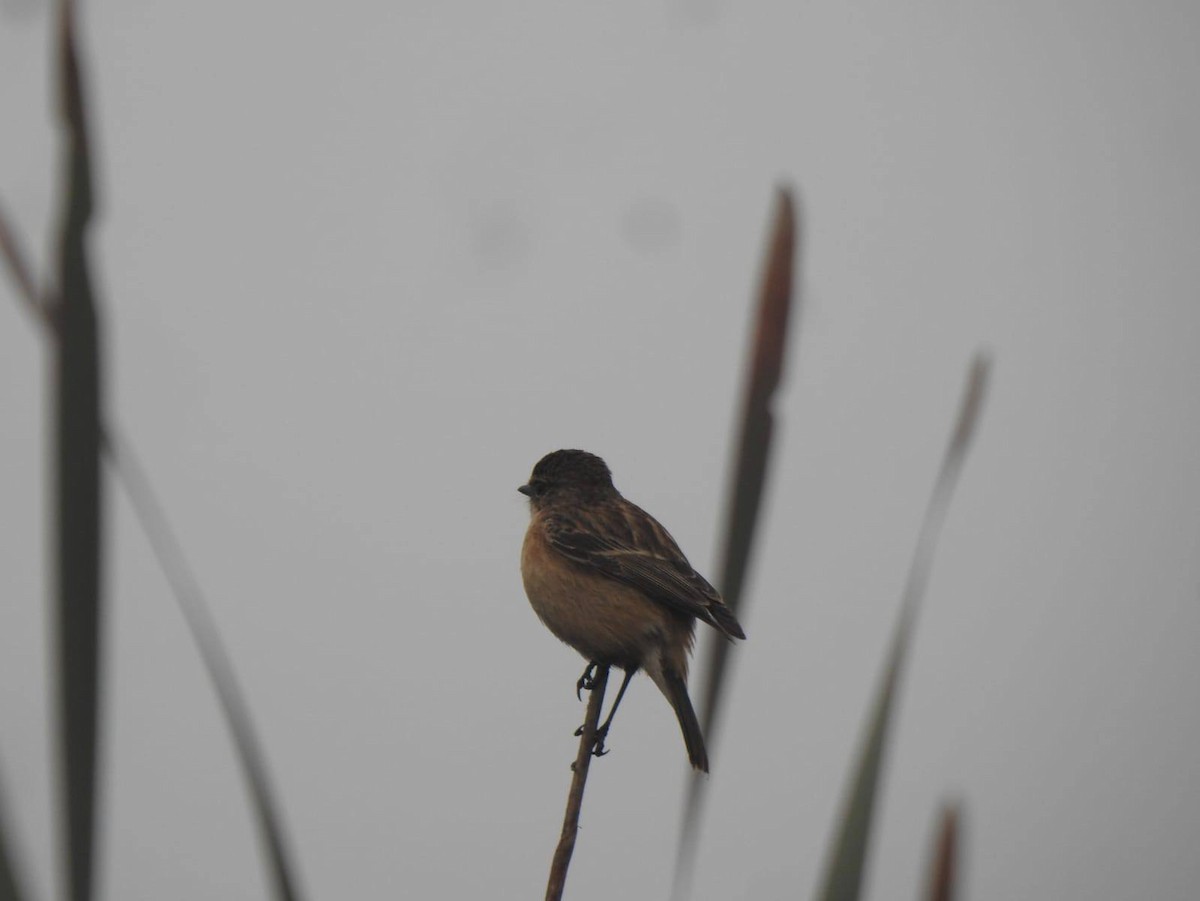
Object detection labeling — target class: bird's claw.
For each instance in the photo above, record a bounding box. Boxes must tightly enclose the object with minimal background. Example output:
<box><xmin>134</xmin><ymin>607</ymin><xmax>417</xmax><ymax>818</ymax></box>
<box><xmin>591</xmin><ymin>725</ymin><xmax>610</xmax><ymax>758</ymax></box>
<box><xmin>576</xmin><ymin>662</ymin><xmax>599</xmax><ymax>701</ymax></box>
<box><xmin>572</xmin><ymin>662</ymin><xmax>614</xmax><ymax>759</ymax></box>
<box><xmin>571</xmin><ymin>723</ymin><xmax>612</xmax><ymax>758</ymax></box>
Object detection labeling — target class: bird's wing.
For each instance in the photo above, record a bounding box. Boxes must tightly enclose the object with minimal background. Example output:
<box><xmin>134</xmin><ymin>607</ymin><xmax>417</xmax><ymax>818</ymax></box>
<box><xmin>543</xmin><ymin>506</ymin><xmax>746</xmax><ymax>640</ymax></box>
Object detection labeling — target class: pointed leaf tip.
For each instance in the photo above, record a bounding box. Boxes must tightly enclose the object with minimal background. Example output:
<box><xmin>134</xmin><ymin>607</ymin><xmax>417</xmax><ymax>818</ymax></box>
<box><xmin>926</xmin><ymin>803</ymin><xmax>961</xmax><ymax>901</ymax></box>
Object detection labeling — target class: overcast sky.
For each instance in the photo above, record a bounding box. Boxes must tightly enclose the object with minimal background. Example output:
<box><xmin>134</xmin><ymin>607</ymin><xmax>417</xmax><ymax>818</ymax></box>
<box><xmin>3</xmin><ymin>2</ymin><xmax>1199</xmax><ymax>899</ymax></box>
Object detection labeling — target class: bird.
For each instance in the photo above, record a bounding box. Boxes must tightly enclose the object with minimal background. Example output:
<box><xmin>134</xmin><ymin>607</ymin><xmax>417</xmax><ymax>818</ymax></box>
<box><xmin>518</xmin><ymin>449</ymin><xmax>745</xmax><ymax>772</ymax></box>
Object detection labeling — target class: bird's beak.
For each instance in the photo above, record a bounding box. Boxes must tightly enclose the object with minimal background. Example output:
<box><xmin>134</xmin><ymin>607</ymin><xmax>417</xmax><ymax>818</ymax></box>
<box><xmin>517</xmin><ymin>484</ymin><xmax>532</xmax><ymax>497</ymax></box>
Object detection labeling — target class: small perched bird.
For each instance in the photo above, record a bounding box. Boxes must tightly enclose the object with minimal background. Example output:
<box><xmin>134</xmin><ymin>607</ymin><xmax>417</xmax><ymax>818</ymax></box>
<box><xmin>519</xmin><ymin>449</ymin><xmax>745</xmax><ymax>772</ymax></box>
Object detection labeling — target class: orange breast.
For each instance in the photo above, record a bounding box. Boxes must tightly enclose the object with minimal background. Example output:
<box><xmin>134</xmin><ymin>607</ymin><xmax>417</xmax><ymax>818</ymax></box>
<box><xmin>521</xmin><ymin>520</ymin><xmax>673</xmax><ymax>668</ymax></box>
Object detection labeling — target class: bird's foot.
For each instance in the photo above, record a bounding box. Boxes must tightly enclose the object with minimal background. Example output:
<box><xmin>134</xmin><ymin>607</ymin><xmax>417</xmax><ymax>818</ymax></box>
<box><xmin>572</xmin><ymin>722</ymin><xmax>611</xmax><ymax>758</ymax></box>
<box><xmin>574</xmin><ymin>723</ymin><xmax>610</xmax><ymax>753</ymax></box>
<box><xmin>576</xmin><ymin>662</ymin><xmax>600</xmax><ymax>701</ymax></box>
<box><xmin>591</xmin><ymin>724</ymin><xmax>610</xmax><ymax>758</ymax></box>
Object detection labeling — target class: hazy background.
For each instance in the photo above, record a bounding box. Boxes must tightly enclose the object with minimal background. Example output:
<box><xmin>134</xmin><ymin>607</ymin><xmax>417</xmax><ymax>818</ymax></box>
<box><xmin>3</xmin><ymin>2</ymin><xmax>1199</xmax><ymax>899</ymax></box>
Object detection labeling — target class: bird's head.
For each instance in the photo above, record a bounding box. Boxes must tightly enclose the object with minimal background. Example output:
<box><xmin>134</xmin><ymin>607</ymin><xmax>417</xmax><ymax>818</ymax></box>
<box><xmin>519</xmin><ymin>449</ymin><xmax>616</xmax><ymax>507</ymax></box>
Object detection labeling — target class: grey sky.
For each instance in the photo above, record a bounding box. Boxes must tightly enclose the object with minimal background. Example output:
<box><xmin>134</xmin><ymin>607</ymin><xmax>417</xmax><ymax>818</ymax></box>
<box><xmin>3</xmin><ymin>2</ymin><xmax>1199</xmax><ymax>899</ymax></box>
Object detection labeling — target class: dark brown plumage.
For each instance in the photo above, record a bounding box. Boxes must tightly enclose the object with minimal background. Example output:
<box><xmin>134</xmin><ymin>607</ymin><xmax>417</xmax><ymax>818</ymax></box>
<box><xmin>519</xmin><ymin>449</ymin><xmax>745</xmax><ymax>772</ymax></box>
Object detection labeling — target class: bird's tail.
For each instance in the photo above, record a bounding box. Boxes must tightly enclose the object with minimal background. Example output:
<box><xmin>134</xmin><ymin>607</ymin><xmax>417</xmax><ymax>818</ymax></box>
<box><xmin>657</xmin><ymin>667</ymin><xmax>709</xmax><ymax>773</ymax></box>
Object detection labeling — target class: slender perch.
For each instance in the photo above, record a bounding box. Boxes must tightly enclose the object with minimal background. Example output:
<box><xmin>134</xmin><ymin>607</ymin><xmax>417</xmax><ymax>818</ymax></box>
<box><xmin>545</xmin><ymin>665</ymin><xmax>609</xmax><ymax>901</ymax></box>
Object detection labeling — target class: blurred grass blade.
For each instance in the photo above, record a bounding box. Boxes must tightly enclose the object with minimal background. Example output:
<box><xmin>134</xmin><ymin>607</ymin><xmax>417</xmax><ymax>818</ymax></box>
<box><xmin>0</xmin><ymin>202</ymin><xmax>45</xmax><ymax>325</ymax></box>
<box><xmin>705</xmin><ymin>185</ymin><xmax>797</xmax><ymax>703</ymax></box>
<box><xmin>0</xmin><ymin>836</ymin><xmax>22</xmax><ymax>901</ymax></box>
<box><xmin>674</xmin><ymin>187</ymin><xmax>798</xmax><ymax>899</ymax></box>
<box><xmin>703</xmin><ymin>185</ymin><xmax>797</xmax><ymax>732</ymax></box>
<box><xmin>54</xmin><ymin>4</ymin><xmax>103</xmax><ymax>900</ymax></box>
<box><xmin>0</xmin><ymin>770</ymin><xmax>27</xmax><ymax>901</ymax></box>
<box><xmin>815</xmin><ymin>355</ymin><xmax>990</xmax><ymax>901</ymax></box>
<box><xmin>106</xmin><ymin>434</ymin><xmax>305</xmax><ymax>901</ymax></box>
<box><xmin>924</xmin><ymin>804</ymin><xmax>961</xmax><ymax>901</ymax></box>
<box><xmin>5</xmin><ymin>10</ymin><xmax>303</xmax><ymax>901</ymax></box>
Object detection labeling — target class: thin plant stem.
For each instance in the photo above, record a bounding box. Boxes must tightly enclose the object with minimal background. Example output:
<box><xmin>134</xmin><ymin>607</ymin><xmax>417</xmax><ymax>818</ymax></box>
<box><xmin>54</xmin><ymin>3</ymin><xmax>103</xmax><ymax>897</ymax></box>
<box><xmin>104</xmin><ymin>431</ymin><xmax>303</xmax><ymax>901</ymax></box>
<box><xmin>546</xmin><ymin>665</ymin><xmax>610</xmax><ymax>901</ymax></box>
